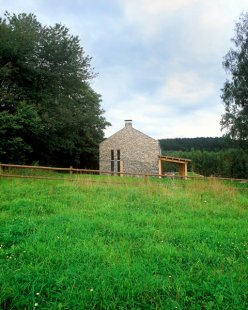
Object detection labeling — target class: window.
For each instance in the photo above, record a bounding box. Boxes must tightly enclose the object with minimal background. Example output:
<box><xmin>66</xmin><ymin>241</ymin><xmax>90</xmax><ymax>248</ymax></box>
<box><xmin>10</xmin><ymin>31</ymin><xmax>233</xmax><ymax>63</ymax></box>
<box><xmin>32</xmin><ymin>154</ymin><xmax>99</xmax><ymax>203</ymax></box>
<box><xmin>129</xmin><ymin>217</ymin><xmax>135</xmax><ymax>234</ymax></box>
<box><xmin>117</xmin><ymin>150</ymin><xmax>120</xmax><ymax>160</ymax></box>
<box><xmin>111</xmin><ymin>150</ymin><xmax>114</xmax><ymax>174</ymax></box>
<box><xmin>117</xmin><ymin>150</ymin><xmax>120</xmax><ymax>174</ymax></box>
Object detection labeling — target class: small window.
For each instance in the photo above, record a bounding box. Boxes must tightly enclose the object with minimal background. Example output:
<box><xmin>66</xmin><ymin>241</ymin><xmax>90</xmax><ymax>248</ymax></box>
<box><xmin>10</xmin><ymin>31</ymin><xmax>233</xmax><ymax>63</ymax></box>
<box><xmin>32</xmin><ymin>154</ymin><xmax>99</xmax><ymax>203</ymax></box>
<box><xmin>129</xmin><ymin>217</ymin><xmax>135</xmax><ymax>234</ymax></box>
<box><xmin>111</xmin><ymin>150</ymin><xmax>114</xmax><ymax>173</ymax></box>
<box><xmin>117</xmin><ymin>150</ymin><xmax>120</xmax><ymax>175</ymax></box>
<box><xmin>117</xmin><ymin>150</ymin><xmax>120</xmax><ymax>160</ymax></box>
<box><xmin>111</xmin><ymin>150</ymin><xmax>114</xmax><ymax>161</ymax></box>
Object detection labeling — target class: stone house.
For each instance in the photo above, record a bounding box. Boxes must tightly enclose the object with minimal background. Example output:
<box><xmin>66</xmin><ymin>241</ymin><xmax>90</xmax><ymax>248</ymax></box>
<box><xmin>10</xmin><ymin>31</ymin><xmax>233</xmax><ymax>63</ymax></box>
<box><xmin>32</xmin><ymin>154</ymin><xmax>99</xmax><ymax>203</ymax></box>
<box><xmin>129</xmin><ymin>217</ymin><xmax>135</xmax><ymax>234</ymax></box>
<box><xmin>99</xmin><ymin>120</ymin><xmax>161</xmax><ymax>175</ymax></box>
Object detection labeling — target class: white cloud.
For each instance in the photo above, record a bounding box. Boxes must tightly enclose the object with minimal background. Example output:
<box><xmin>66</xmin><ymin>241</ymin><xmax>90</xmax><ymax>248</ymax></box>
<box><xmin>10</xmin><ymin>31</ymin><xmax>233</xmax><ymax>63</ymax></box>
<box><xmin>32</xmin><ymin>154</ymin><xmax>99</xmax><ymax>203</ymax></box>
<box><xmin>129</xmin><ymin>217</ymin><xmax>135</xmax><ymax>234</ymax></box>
<box><xmin>100</xmin><ymin>0</ymin><xmax>247</xmax><ymax>139</ymax></box>
<box><xmin>104</xmin><ymin>101</ymin><xmax>225</xmax><ymax>139</ymax></box>
<box><xmin>158</xmin><ymin>72</ymin><xmax>215</xmax><ymax>105</ymax></box>
<box><xmin>151</xmin><ymin>104</ymin><xmax>224</xmax><ymax>139</ymax></box>
<box><xmin>118</xmin><ymin>0</ymin><xmax>248</xmax><ymax>57</ymax></box>
<box><xmin>120</xmin><ymin>0</ymin><xmax>200</xmax><ymax>15</ymax></box>
<box><xmin>118</xmin><ymin>0</ymin><xmax>200</xmax><ymax>38</ymax></box>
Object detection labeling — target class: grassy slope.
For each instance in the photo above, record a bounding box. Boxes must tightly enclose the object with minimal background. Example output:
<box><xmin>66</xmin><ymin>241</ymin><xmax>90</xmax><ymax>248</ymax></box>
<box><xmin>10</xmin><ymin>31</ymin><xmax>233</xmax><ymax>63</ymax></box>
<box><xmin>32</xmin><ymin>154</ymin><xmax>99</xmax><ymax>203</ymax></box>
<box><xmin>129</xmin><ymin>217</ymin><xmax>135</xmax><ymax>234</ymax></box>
<box><xmin>0</xmin><ymin>177</ymin><xmax>247</xmax><ymax>309</ymax></box>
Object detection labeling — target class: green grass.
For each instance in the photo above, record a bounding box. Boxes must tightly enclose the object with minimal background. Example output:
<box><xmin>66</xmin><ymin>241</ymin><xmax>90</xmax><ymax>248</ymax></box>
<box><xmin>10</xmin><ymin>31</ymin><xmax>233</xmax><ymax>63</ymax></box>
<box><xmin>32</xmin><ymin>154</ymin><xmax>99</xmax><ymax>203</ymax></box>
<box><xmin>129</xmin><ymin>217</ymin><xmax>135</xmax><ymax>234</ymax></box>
<box><xmin>0</xmin><ymin>176</ymin><xmax>247</xmax><ymax>309</ymax></box>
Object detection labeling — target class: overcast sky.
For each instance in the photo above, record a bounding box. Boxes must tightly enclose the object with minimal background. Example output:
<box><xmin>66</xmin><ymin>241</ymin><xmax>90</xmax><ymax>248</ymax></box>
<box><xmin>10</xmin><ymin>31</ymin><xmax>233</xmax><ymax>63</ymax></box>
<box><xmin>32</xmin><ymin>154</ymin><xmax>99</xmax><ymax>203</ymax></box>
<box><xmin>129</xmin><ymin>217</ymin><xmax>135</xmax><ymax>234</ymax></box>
<box><xmin>1</xmin><ymin>0</ymin><xmax>247</xmax><ymax>139</ymax></box>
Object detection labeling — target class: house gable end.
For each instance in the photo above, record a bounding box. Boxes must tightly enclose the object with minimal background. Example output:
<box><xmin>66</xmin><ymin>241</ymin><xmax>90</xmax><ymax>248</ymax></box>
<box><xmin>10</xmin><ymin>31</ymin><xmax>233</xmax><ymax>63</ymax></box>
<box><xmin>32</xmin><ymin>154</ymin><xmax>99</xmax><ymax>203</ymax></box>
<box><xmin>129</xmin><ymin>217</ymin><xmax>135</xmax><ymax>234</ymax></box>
<box><xmin>99</xmin><ymin>120</ymin><xmax>161</xmax><ymax>175</ymax></box>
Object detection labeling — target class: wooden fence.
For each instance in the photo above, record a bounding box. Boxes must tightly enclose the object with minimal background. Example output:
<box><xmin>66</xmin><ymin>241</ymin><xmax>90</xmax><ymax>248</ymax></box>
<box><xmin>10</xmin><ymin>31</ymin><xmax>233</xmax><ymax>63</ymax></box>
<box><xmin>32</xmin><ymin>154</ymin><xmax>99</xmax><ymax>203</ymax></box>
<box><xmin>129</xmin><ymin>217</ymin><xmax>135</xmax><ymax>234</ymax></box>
<box><xmin>0</xmin><ymin>163</ymin><xmax>247</xmax><ymax>185</ymax></box>
<box><xmin>0</xmin><ymin>163</ymin><xmax>155</xmax><ymax>185</ymax></box>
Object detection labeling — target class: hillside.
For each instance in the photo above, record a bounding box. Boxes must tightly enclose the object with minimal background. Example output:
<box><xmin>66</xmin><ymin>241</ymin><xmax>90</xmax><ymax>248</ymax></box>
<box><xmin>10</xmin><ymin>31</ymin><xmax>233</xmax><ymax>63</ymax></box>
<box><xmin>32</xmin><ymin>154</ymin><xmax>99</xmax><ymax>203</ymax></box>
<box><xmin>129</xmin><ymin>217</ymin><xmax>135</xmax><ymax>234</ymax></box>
<box><xmin>159</xmin><ymin>138</ymin><xmax>247</xmax><ymax>179</ymax></box>
<box><xmin>159</xmin><ymin>137</ymin><xmax>240</xmax><ymax>152</ymax></box>
<box><xmin>0</xmin><ymin>176</ymin><xmax>247</xmax><ymax>309</ymax></box>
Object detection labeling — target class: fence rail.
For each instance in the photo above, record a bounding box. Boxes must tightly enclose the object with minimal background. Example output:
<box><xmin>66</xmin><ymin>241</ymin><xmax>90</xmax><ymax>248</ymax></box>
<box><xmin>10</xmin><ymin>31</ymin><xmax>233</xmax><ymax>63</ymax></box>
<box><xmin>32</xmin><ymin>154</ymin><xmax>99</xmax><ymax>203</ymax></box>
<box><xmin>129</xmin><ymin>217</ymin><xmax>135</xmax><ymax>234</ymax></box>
<box><xmin>0</xmin><ymin>163</ymin><xmax>168</xmax><ymax>178</ymax></box>
<box><xmin>0</xmin><ymin>163</ymin><xmax>247</xmax><ymax>185</ymax></box>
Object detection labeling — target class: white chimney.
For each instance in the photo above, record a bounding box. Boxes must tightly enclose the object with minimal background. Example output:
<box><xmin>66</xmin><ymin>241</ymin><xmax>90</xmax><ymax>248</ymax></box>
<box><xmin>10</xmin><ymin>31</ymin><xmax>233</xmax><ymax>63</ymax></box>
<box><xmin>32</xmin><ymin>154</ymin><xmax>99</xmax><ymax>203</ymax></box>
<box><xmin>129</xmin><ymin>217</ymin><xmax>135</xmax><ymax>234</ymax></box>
<box><xmin>125</xmin><ymin>120</ymin><xmax>132</xmax><ymax>128</ymax></box>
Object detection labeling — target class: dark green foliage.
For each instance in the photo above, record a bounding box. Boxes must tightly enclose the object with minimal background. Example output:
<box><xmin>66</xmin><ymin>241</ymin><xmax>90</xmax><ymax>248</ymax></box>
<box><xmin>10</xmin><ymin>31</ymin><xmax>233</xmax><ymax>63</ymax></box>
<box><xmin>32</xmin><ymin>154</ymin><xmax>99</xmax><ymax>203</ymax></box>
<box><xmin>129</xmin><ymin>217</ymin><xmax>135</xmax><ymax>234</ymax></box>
<box><xmin>0</xmin><ymin>101</ymin><xmax>44</xmax><ymax>163</ymax></box>
<box><xmin>0</xmin><ymin>12</ymin><xmax>109</xmax><ymax>167</ymax></box>
<box><xmin>160</xmin><ymin>138</ymin><xmax>248</xmax><ymax>178</ymax></box>
<box><xmin>159</xmin><ymin>137</ymin><xmax>237</xmax><ymax>152</ymax></box>
<box><xmin>221</xmin><ymin>13</ymin><xmax>248</xmax><ymax>148</ymax></box>
<box><xmin>163</xmin><ymin>149</ymin><xmax>248</xmax><ymax>178</ymax></box>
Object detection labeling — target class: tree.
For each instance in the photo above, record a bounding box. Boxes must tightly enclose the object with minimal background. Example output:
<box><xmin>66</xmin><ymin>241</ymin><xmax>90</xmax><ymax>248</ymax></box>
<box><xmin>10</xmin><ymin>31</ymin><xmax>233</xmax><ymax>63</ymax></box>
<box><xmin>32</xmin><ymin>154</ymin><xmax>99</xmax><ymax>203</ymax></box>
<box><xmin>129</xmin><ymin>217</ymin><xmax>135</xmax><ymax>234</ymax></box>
<box><xmin>221</xmin><ymin>12</ymin><xmax>248</xmax><ymax>148</ymax></box>
<box><xmin>0</xmin><ymin>101</ymin><xmax>44</xmax><ymax>164</ymax></box>
<box><xmin>0</xmin><ymin>12</ymin><xmax>109</xmax><ymax>167</ymax></box>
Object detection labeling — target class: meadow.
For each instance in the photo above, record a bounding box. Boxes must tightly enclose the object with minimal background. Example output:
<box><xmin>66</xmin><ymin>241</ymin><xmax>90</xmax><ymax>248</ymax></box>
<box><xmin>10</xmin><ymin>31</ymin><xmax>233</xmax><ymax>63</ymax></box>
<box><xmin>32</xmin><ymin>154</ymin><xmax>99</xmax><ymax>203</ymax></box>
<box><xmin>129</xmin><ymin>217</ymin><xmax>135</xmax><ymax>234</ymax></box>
<box><xmin>0</xmin><ymin>175</ymin><xmax>247</xmax><ymax>309</ymax></box>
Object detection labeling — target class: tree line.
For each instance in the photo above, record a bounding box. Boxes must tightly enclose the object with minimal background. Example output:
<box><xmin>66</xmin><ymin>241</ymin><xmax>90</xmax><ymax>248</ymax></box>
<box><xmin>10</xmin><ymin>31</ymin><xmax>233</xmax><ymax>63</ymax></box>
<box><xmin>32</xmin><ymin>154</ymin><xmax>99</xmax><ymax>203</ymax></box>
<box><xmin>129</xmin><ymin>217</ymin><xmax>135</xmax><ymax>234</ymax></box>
<box><xmin>159</xmin><ymin>137</ymin><xmax>241</xmax><ymax>152</ymax></box>
<box><xmin>159</xmin><ymin>138</ymin><xmax>247</xmax><ymax>179</ymax></box>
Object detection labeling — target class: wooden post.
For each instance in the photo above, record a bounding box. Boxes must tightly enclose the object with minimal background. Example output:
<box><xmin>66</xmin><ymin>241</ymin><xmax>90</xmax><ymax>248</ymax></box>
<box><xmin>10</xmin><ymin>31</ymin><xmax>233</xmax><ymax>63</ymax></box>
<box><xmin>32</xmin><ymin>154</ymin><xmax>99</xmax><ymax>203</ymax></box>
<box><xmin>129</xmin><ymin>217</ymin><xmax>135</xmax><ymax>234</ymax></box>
<box><xmin>0</xmin><ymin>163</ymin><xmax>2</xmax><ymax>175</ymax></box>
<box><xmin>178</xmin><ymin>163</ymin><xmax>187</xmax><ymax>178</ymax></box>
<box><xmin>144</xmin><ymin>174</ymin><xmax>148</xmax><ymax>184</ymax></box>
<box><xmin>120</xmin><ymin>160</ymin><xmax>124</xmax><ymax>177</ymax></box>
<box><xmin>158</xmin><ymin>158</ymin><xmax>163</xmax><ymax>178</ymax></box>
<box><xmin>184</xmin><ymin>163</ymin><xmax>187</xmax><ymax>178</ymax></box>
<box><xmin>69</xmin><ymin>166</ymin><xmax>73</xmax><ymax>175</ymax></box>
<box><xmin>178</xmin><ymin>164</ymin><xmax>182</xmax><ymax>178</ymax></box>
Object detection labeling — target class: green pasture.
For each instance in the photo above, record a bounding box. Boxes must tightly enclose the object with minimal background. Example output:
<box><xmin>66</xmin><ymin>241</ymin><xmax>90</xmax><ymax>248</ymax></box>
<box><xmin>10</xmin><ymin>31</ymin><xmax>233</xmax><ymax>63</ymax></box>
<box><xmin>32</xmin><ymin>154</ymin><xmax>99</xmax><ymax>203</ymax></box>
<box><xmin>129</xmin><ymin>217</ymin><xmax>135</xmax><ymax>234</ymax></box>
<box><xmin>0</xmin><ymin>175</ymin><xmax>247</xmax><ymax>309</ymax></box>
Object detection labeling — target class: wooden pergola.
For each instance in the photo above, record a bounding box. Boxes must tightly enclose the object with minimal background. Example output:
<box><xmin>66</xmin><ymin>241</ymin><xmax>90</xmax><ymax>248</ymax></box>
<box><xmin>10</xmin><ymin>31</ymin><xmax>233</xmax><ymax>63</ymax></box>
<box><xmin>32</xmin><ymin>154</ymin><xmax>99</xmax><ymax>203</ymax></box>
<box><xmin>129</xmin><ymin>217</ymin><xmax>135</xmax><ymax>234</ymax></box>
<box><xmin>158</xmin><ymin>155</ymin><xmax>191</xmax><ymax>178</ymax></box>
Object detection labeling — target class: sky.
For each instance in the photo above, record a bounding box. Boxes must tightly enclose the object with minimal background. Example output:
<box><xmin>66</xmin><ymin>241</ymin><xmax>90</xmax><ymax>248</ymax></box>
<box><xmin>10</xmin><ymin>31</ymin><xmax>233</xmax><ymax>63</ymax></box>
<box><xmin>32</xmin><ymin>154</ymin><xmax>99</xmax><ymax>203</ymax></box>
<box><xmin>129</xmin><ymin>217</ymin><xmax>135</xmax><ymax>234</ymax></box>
<box><xmin>1</xmin><ymin>0</ymin><xmax>247</xmax><ymax>139</ymax></box>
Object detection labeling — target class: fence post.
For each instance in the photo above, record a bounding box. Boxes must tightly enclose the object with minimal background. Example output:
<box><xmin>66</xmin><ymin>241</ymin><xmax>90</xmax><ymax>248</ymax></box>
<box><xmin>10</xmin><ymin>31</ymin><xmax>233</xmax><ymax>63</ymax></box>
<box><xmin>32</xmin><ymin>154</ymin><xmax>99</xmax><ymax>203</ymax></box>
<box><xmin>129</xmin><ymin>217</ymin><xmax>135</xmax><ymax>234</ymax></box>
<box><xmin>144</xmin><ymin>174</ymin><xmax>148</xmax><ymax>184</ymax></box>
<box><xmin>120</xmin><ymin>160</ymin><xmax>124</xmax><ymax>177</ymax></box>
<box><xmin>69</xmin><ymin>166</ymin><xmax>73</xmax><ymax>175</ymax></box>
<box><xmin>0</xmin><ymin>163</ymin><xmax>2</xmax><ymax>175</ymax></box>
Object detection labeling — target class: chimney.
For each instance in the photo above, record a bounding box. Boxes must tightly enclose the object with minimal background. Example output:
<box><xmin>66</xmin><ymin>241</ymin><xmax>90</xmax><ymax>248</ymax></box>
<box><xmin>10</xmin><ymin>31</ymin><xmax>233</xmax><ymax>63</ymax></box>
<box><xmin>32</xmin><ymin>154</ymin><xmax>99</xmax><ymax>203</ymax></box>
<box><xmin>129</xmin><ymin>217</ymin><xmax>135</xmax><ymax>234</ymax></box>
<box><xmin>125</xmin><ymin>120</ymin><xmax>132</xmax><ymax>128</ymax></box>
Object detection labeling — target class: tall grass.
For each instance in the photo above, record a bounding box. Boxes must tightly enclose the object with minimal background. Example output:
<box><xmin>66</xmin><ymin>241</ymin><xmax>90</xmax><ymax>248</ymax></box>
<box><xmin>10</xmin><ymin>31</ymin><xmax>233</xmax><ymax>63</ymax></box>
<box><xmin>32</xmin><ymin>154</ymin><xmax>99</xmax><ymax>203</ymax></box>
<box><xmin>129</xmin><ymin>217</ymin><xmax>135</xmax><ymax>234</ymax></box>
<box><xmin>0</xmin><ymin>176</ymin><xmax>247</xmax><ymax>309</ymax></box>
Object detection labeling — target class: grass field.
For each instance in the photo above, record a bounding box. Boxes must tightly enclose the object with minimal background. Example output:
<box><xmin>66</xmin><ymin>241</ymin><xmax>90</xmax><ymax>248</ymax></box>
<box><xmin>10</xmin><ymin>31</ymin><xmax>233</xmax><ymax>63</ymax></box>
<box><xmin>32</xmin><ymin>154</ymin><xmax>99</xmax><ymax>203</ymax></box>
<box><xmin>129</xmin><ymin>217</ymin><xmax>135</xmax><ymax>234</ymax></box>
<box><xmin>0</xmin><ymin>175</ymin><xmax>247</xmax><ymax>309</ymax></box>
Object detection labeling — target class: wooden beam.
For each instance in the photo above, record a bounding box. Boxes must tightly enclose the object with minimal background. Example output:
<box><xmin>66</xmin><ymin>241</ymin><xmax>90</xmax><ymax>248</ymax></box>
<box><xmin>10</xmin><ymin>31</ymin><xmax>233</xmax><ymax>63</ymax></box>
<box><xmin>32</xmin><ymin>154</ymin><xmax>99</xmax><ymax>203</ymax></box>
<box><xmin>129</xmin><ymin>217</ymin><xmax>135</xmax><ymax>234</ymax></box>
<box><xmin>160</xmin><ymin>158</ymin><xmax>189</xmax><ymax>164</ymax></box>
<box><xmin>160</xmin><ymin>155</ymin><xmax>191</xmax><ymax>162</ymax></box>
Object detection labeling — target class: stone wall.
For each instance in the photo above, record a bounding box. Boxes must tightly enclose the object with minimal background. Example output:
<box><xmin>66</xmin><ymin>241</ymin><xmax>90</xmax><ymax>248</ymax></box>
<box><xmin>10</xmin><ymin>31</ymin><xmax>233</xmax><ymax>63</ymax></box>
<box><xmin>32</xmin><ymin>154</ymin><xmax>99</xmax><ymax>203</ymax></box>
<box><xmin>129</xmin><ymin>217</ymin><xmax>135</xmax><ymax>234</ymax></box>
<box><xmin>99</xmin><ymin>122</ymin><xmax>161</xmax><ymax>175</ymax></box>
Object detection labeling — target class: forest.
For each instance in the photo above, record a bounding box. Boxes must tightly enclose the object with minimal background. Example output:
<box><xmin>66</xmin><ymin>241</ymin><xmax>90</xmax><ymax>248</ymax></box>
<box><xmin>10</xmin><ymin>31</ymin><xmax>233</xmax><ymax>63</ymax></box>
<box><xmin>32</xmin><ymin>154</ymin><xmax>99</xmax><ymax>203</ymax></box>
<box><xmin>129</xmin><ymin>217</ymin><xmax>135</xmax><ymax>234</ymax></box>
<box><xmin>159</xmin><ymin>137</ymin><xmax>247</xmax><ymax>179</ymax></box>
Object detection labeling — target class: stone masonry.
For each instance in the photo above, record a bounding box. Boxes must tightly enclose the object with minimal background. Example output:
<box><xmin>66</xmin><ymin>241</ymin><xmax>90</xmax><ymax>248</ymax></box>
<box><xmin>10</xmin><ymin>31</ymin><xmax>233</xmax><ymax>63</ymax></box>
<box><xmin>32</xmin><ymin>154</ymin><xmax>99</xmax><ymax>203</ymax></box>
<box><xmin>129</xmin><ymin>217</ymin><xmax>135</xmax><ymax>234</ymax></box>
<box><xmin>99</xmin><ymin>120</ymin><xmax>161</xmax><ymax>175</ymax></box>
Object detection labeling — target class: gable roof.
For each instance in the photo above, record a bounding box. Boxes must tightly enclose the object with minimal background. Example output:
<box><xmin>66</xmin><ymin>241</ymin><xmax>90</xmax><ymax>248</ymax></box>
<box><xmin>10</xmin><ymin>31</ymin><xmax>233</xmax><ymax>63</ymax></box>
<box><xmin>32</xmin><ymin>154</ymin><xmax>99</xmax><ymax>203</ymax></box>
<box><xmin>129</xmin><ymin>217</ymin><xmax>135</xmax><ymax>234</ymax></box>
<box><xmin>100</xmin><ymin>121</ymin><xmax>157</xmax><ymax>145</ymax></box>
